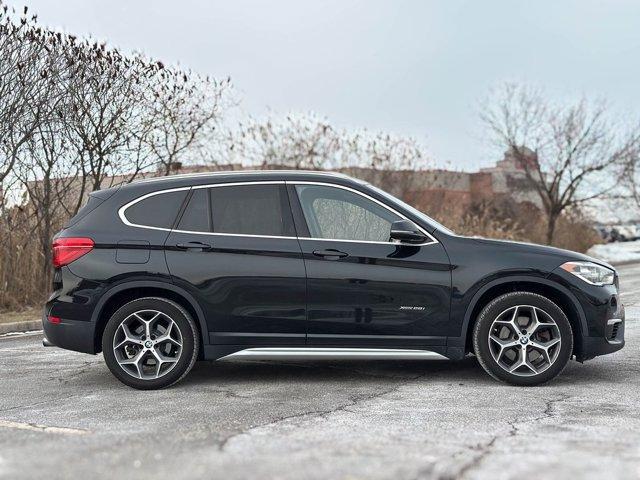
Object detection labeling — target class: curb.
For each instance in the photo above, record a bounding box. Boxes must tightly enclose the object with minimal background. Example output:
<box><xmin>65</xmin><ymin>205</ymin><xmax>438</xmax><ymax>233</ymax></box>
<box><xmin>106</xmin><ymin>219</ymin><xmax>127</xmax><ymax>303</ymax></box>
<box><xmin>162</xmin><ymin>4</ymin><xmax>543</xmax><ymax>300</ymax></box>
<box><xmin>0</xmin><ymin>320</ymin><xmax>42</xmax><ymax>335</ymax></box>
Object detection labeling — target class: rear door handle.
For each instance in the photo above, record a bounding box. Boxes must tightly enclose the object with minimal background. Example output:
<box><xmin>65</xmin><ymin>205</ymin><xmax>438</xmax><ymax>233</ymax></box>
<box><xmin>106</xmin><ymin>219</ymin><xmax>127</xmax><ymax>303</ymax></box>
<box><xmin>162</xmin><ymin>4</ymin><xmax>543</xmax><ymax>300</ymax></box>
<box><xmin>176</xmin><ymin>241</ymin><xmax>212</xmax><ymax>252</ymax></box>
<box><xmin>313</xmin><ymin>249</ymin><xmax>348</xmax><ymax>259</ymax></box>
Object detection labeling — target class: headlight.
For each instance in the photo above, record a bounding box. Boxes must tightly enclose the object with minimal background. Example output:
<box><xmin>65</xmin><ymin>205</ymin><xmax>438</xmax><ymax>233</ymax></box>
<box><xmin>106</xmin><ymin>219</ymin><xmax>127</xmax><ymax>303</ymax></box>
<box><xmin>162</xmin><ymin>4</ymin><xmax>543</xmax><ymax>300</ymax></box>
<box><xmin>560</xmin><ymin>261</ymin><xmax>615</xmax><ymax>286</ymax></box>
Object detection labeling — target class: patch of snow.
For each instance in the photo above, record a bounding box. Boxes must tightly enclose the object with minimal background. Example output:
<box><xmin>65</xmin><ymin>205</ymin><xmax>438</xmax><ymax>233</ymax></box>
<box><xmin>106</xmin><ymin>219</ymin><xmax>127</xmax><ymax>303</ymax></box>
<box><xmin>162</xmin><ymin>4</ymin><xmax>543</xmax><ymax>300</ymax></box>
<box><xmin>587</xmin><ymin>240</ymin><xmax>640</xmax><ymax>265</ymax></box>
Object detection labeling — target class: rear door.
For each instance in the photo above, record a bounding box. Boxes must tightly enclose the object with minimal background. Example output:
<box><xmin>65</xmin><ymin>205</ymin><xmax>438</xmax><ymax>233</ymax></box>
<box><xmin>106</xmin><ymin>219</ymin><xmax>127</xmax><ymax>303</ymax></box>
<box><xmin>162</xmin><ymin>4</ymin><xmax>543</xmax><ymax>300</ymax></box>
<box><xmin>164</xmin><ymin>182</ymin><xmax>307</xmax><ymax>346</ymax></box>
<box><xmin>290</xmin><ymin>182</ymin><xmax>451</xmax><ymax>348</ymax></box>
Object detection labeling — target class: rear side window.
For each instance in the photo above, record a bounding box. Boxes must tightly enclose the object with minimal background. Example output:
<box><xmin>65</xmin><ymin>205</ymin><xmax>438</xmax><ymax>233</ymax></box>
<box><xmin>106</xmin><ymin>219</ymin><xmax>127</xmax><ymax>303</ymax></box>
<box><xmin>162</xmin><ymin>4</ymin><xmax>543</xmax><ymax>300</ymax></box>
<box><xmin>124</xmin><ymin>190</ymin><xmax>188</xmax><ymax>229</ymax></box>
<box><xmin>210</xmin><ymin>184</ymin><xmax>294</xmax><ymax>237</ymax></box>
<box><xmin>177</xmin><ymin>189</ymin><xmax>211</xmax><ymax>232</ymax></box>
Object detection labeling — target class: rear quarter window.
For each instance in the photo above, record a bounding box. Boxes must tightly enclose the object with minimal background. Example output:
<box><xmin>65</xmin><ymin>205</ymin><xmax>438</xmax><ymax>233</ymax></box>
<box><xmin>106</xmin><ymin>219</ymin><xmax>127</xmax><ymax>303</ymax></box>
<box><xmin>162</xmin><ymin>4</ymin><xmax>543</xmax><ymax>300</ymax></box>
<box><xmin>123</xmin><ymin>190</ymin><xmax>189</xmax><ymax>229</ymax></box>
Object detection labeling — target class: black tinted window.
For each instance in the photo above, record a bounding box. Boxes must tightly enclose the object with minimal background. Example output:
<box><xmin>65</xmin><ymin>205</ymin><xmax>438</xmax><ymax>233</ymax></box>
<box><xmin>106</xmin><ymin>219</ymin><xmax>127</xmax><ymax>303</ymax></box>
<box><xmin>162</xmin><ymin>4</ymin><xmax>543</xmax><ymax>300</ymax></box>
<box><xmin>210</xmin><ymin>184</ymin><xmax>294</xmax><ymax>236</ymax></box>
<box><xmin>177</xmin><ymin>189</ymin><xmax>210</xmax><ymax>232</ymax></box>
<box><xmin>125</xmin><ymin>190</ymin><xmax>188</xmax><ymax>229</ymax></box>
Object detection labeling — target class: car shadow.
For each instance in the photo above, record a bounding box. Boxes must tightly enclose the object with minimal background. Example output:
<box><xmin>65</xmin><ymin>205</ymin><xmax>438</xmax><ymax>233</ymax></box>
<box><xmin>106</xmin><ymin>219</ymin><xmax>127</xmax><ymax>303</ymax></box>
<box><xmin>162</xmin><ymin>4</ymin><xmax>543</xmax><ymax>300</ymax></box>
<box><xmin>179</xmin><ymin>355</ymin><xmax>634</xmax><ymax>389</ymax></box>
<box><xmin>63</xmin><ymin>352</ymin><xmax>632</xmax><ymax>390</ymax></box>
<box><xmin>179</xmin><ymin>356</ymin><xmax>497</xmax><ymax>387</ymax></box>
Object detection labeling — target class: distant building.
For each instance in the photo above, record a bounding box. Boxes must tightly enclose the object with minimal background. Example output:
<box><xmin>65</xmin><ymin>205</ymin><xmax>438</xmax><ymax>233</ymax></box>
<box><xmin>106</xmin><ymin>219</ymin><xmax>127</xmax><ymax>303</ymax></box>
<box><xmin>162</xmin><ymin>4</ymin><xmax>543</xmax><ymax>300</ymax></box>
<box><xmin>338</xmin><ymin>147</ymin><xmax>542</xmax><ymax>212</ymax></box>
<box><xmin>22</xmin><ymin>148</ymin><xmax>544</xmax><ymax>216</ymax></box>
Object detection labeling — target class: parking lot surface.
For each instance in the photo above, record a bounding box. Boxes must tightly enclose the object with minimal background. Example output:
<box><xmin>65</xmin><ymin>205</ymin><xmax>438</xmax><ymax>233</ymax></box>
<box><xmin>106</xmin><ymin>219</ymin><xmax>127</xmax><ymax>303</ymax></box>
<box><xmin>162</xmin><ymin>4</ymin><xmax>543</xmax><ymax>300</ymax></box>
<box><xmin>1</xmin><ymin>263</ymin><xmax>639</xmax><ymax>480</ymax></box>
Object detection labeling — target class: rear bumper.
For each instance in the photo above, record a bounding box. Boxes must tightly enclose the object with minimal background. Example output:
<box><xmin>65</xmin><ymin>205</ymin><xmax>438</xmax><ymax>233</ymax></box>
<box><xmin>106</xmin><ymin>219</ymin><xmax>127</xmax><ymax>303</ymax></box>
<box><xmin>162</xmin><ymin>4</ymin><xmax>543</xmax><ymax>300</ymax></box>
<box><xmin>42</xmin><ymin>311</ymin><xmax>97</xmax><ymax>354</ymax></box>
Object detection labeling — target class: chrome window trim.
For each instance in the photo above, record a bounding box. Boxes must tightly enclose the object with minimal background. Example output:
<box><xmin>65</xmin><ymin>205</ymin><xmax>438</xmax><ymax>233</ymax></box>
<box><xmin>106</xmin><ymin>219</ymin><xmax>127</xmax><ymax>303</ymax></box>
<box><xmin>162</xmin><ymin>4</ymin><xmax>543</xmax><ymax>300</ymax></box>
<box><xmin>118</xmin><ymin>186</ymin><xmax>192</xmax><ymax>232</ymax></box>
<box><xmin>162</xmin><ymin>230</ymin><xmax>297</xmax><ymax>240</ymax></box>
<box><xmin>118</xmin><ymin>181</ymin><xmax>287</xmax><ymax>234</ymax></box>
<box><xmin>118</xmin><ymin>179</ymin><xmax>438</xmax><ymax>246</ymax></box>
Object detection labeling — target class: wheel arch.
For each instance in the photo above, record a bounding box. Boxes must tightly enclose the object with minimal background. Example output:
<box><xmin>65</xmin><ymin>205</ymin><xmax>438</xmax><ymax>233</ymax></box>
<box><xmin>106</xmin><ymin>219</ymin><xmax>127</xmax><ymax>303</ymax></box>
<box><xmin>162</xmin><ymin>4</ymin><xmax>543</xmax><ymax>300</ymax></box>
<box><xmin>460</xmin><ymin>276</ymin><xmax>587</xmax><ymax>358</ymax></box>
<box><xmin>91</xmin><ymin>280</ymin><xmax>208</xmax><ymax>355</ymax></box>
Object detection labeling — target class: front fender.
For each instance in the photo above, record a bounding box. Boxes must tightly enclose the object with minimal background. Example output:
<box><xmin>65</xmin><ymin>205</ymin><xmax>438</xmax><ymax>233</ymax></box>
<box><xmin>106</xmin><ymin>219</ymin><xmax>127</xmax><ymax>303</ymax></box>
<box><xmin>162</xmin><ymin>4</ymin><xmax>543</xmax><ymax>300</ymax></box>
<box><xmin>446</xmin><ymin>275</ymin><xmax>588</xmax><ymax>357</ymax></box>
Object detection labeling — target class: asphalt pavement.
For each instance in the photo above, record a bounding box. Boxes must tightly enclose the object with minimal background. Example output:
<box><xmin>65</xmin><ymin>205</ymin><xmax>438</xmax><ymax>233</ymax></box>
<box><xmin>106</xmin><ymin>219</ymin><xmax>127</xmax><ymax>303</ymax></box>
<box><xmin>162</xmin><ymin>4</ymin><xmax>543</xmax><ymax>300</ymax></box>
<box><xmin>1</xmin><ymin>264</ymin><xmax>639</xmax><ymax>480</ymax></box>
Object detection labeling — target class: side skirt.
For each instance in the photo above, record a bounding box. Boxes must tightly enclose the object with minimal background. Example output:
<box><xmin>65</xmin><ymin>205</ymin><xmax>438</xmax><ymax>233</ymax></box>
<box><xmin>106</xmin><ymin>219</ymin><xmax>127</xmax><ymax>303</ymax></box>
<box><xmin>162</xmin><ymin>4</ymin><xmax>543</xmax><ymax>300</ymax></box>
<box><xmin>213</xmin><ymin>347</ymin><xmax>449</xmax><ymax>361</ymax></box>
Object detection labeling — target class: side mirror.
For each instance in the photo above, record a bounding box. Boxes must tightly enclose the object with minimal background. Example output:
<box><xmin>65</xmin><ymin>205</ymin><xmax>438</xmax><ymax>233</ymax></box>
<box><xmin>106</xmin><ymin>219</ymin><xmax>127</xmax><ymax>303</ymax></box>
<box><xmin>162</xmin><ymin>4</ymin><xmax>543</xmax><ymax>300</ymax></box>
<box><xmin>389</xmin><ymin>219</ymin><xmax>427</xmax><ymax>244</ymax></box>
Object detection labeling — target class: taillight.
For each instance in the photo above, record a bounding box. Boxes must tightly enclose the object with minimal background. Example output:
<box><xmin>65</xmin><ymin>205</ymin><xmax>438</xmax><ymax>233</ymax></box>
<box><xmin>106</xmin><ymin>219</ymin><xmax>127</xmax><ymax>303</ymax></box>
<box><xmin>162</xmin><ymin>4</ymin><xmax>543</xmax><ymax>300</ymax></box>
<box><xmin>52</xmin><ymin>237</ymin><xmax>94</xmax><ymax>268</ymax></box>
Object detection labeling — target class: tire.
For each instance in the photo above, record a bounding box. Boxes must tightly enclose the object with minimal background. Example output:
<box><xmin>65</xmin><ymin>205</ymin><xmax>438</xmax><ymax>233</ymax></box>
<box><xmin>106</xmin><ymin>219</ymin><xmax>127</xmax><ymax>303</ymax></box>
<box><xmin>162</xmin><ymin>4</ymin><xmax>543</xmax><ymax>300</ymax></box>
<box><xmin>102</xmin><ymin>297</ymin><xmax>199</xmax><ymax>390</ymax></box>
<box><xmin>473</xmin><ymin>292</ymin><xmax>573</xmax><ymax>386</ymax></box>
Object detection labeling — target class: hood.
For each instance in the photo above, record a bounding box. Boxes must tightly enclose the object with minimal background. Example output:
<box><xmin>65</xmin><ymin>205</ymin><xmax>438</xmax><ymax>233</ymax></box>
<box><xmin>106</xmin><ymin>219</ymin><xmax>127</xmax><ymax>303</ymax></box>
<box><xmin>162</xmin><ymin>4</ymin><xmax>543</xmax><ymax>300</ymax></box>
<box><xmin>469</xmin><ymin>237</ymin><xmax>615</xmax><ymax>270</ymax></box>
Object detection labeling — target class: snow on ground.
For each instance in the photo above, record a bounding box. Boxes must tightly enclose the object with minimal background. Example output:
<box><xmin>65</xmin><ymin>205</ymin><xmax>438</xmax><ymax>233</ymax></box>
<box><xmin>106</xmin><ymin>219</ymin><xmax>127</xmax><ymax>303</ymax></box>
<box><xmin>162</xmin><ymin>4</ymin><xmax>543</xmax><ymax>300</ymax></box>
<box><xmin>587</xmin><ymin>240</ymin><xmax>640</xmax><ymax>265</ymax></box>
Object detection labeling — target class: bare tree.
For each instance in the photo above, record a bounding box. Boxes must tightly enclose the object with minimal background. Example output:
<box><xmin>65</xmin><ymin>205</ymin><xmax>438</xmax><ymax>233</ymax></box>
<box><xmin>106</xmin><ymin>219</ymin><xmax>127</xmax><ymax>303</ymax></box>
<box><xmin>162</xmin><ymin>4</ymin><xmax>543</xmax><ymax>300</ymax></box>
<box><xmin>14</xmin><ymin>119</ymin><xmax>79</xmax><ymax>288</ymax></box>
<box><xmin>341</xmin><ymin>130</ymin><xmax>432</xmax><ymax>199</ymax></box>
<box><xmin>227</xmin><ymin>113</ymin><xmax>341</xmax><ymax>170</ymax></box>
<box><xmin>224</xmin><ymin>112</ymin><xmax>435</xmax><ymax>201</ymax></box>
<box><xmin>143</xmin><ymin>69</ymin><xmax>232</xmax><ymax>175</ymax></box>
<box><xmin>63</xmin><ymin>40</ymin><xmax>155</xmax><ymax>192</ymax></box>
<box><xmin>0</xmin><ymin>3</ymin><xmax>236</xmax><ymax>308</ymax></box>
<box><xmin>481</xmin><ymin>83</ymin><xmax>640</xmax><ymax>244</ymax></box>
<box><xmin>0</xmin><ymin>4</ymin><xmax>61</xmax><ymax>184</ymax></box>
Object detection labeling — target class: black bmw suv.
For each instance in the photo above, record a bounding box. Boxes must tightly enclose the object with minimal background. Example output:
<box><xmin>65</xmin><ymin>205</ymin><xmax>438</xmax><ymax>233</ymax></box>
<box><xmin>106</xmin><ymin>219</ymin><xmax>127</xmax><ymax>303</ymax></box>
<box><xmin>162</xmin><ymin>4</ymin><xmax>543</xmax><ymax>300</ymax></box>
<box><xmin>43</xmin><ymin>171</ymin><xmax>625</xmax><ymax>389</ymax></box>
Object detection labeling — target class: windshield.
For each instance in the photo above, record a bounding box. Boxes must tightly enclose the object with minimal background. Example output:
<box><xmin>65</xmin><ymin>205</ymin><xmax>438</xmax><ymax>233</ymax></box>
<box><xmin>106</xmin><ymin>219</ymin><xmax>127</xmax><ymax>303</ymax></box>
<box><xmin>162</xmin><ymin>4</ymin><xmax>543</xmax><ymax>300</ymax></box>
<box><xmin>366</xmin><ymin>184</ymin><xmax>456</xmax><ymax>235</ymax></box>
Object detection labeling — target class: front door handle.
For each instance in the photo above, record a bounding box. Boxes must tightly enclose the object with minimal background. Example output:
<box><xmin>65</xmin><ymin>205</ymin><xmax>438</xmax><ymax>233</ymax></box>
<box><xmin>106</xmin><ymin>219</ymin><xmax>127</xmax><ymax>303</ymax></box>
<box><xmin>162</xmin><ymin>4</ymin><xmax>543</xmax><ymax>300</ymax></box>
<box><xmin>313</xmin><ymin>249</ymin><xmax>348</xmax><ymax>259</ymax></box>
<box><xmin>176</xmin><ymin>241</ymin><xmax>212</xmax><ymax>252</ymax></box>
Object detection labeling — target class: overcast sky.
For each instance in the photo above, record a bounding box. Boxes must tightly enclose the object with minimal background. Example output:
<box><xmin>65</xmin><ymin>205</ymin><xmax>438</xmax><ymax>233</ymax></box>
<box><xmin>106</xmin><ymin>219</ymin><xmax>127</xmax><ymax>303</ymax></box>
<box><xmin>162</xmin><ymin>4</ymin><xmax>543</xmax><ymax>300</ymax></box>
<box><xmin>7</xmin><ymin>0</ymin><xmax>640</xmax><ymax>170</ymax></box>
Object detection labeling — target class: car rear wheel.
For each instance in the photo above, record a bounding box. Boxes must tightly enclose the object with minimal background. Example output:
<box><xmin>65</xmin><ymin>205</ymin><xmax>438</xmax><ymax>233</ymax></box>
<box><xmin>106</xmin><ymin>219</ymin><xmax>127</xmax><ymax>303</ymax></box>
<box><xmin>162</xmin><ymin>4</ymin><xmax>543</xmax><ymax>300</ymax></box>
<box><xmin>473</xmin><ymin>292</ymin><xmax>573</xmax><ymax>386</ymax></box>
<box><xmin>102</xmin><ymin>297</ymin><xmax>199</xmax><ymax>389</ymax></box>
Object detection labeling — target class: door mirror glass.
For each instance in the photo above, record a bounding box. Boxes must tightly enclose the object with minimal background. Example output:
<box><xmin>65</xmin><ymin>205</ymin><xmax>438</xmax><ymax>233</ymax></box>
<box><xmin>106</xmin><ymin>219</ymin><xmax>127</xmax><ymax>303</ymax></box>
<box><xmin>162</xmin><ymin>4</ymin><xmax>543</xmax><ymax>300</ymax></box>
<box><xmin>389</xmin><ymin>219</ymin><xmax>427</xmax><ymax>244</ymax></box>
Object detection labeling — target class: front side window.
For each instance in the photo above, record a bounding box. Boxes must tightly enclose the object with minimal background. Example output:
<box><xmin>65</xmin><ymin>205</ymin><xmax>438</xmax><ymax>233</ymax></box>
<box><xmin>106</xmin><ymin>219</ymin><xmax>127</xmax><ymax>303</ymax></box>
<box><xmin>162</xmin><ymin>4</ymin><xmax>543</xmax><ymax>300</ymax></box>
<box><xmin>124</xmin><ymin>190</ymin><xmax>188</xmax><ymax>229</ymax></box>
<box><xmin>295</xmin><ymin>184</ymin><xmax>401</xmax><ymax>242</ymax></box>
<box><xmin>210</xmin><ymin>184</ymin><xmax>295</xmax><ymax>237</ymax></box>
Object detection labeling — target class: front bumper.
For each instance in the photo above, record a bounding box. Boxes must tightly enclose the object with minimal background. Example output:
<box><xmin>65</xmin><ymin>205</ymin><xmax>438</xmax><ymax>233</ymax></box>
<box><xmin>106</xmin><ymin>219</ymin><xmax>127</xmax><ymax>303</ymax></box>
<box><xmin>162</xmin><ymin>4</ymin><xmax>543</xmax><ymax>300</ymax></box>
<box><xmin>549</xmin><ymin>267</ymin><xmax>626</xmax><ymax>362</ymax></box>
<box><xmin>575</xmin><ymin>291</ymin><xmax>625</xmax><ymax>361</ymax></box>
<box><xmin>578</xmin><ymin>309</ymin><xmax>625</xmax><ymax>361</ymax></box>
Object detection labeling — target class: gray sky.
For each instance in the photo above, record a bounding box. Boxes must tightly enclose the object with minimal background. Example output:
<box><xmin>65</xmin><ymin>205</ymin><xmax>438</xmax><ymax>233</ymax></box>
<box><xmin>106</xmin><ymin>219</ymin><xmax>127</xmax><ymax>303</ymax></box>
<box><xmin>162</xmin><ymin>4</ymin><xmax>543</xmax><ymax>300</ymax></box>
<box><xmin>7</xmin><ymin>0</ymin><xmax>640</xmax><ymax>170</ymax></box>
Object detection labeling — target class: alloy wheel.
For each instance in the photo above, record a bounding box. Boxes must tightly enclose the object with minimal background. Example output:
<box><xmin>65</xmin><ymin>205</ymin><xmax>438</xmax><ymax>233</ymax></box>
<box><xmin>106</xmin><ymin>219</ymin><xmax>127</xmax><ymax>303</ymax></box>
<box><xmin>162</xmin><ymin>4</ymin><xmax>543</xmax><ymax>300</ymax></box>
<box><xmin>112</xmin><ymin>309</ymin><xmax>183</xmax><ymax>380</ymax></box>
<box><xmin>488</xmin><ymin>305</ymin><xmax>562</xmax><ymax>377</ymax></box>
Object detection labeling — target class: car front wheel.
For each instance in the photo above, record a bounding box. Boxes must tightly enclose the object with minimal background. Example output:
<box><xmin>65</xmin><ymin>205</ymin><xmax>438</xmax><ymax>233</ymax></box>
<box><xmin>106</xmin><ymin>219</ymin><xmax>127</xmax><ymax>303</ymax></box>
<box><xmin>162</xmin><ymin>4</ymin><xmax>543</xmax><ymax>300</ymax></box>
<box><xmin>473</xmin><ymin>291</ymin><xmax>573</xmax><ymax>386</ymax></box>
<box><xmin>102</xmin><ymin>297</ymin><xmax>199</xmax><ymax>390</ymax></box>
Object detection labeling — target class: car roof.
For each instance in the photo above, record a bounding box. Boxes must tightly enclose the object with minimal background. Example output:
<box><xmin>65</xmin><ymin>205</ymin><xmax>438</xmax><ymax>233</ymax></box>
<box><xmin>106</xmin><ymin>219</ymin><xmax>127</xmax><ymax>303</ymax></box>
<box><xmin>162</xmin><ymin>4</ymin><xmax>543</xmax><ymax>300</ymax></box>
<box><xmin>123</xmin><ymin>169</ymin><xmax>364</xmax><ymax>190</ymax></box>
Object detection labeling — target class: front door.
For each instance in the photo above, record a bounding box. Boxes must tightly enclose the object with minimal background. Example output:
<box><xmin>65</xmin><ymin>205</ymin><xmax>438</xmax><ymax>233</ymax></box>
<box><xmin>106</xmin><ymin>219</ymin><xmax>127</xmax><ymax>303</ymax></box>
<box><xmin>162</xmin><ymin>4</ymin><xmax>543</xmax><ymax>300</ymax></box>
<box><xmin>165</xmin><ymin>182</ymin><xmax>307</xmax><ymax>346</ymax></box>
<box><xmin>290</xmin><ymin>182</ymin><xmax>451</xmax><ymax>348</ymax></box>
